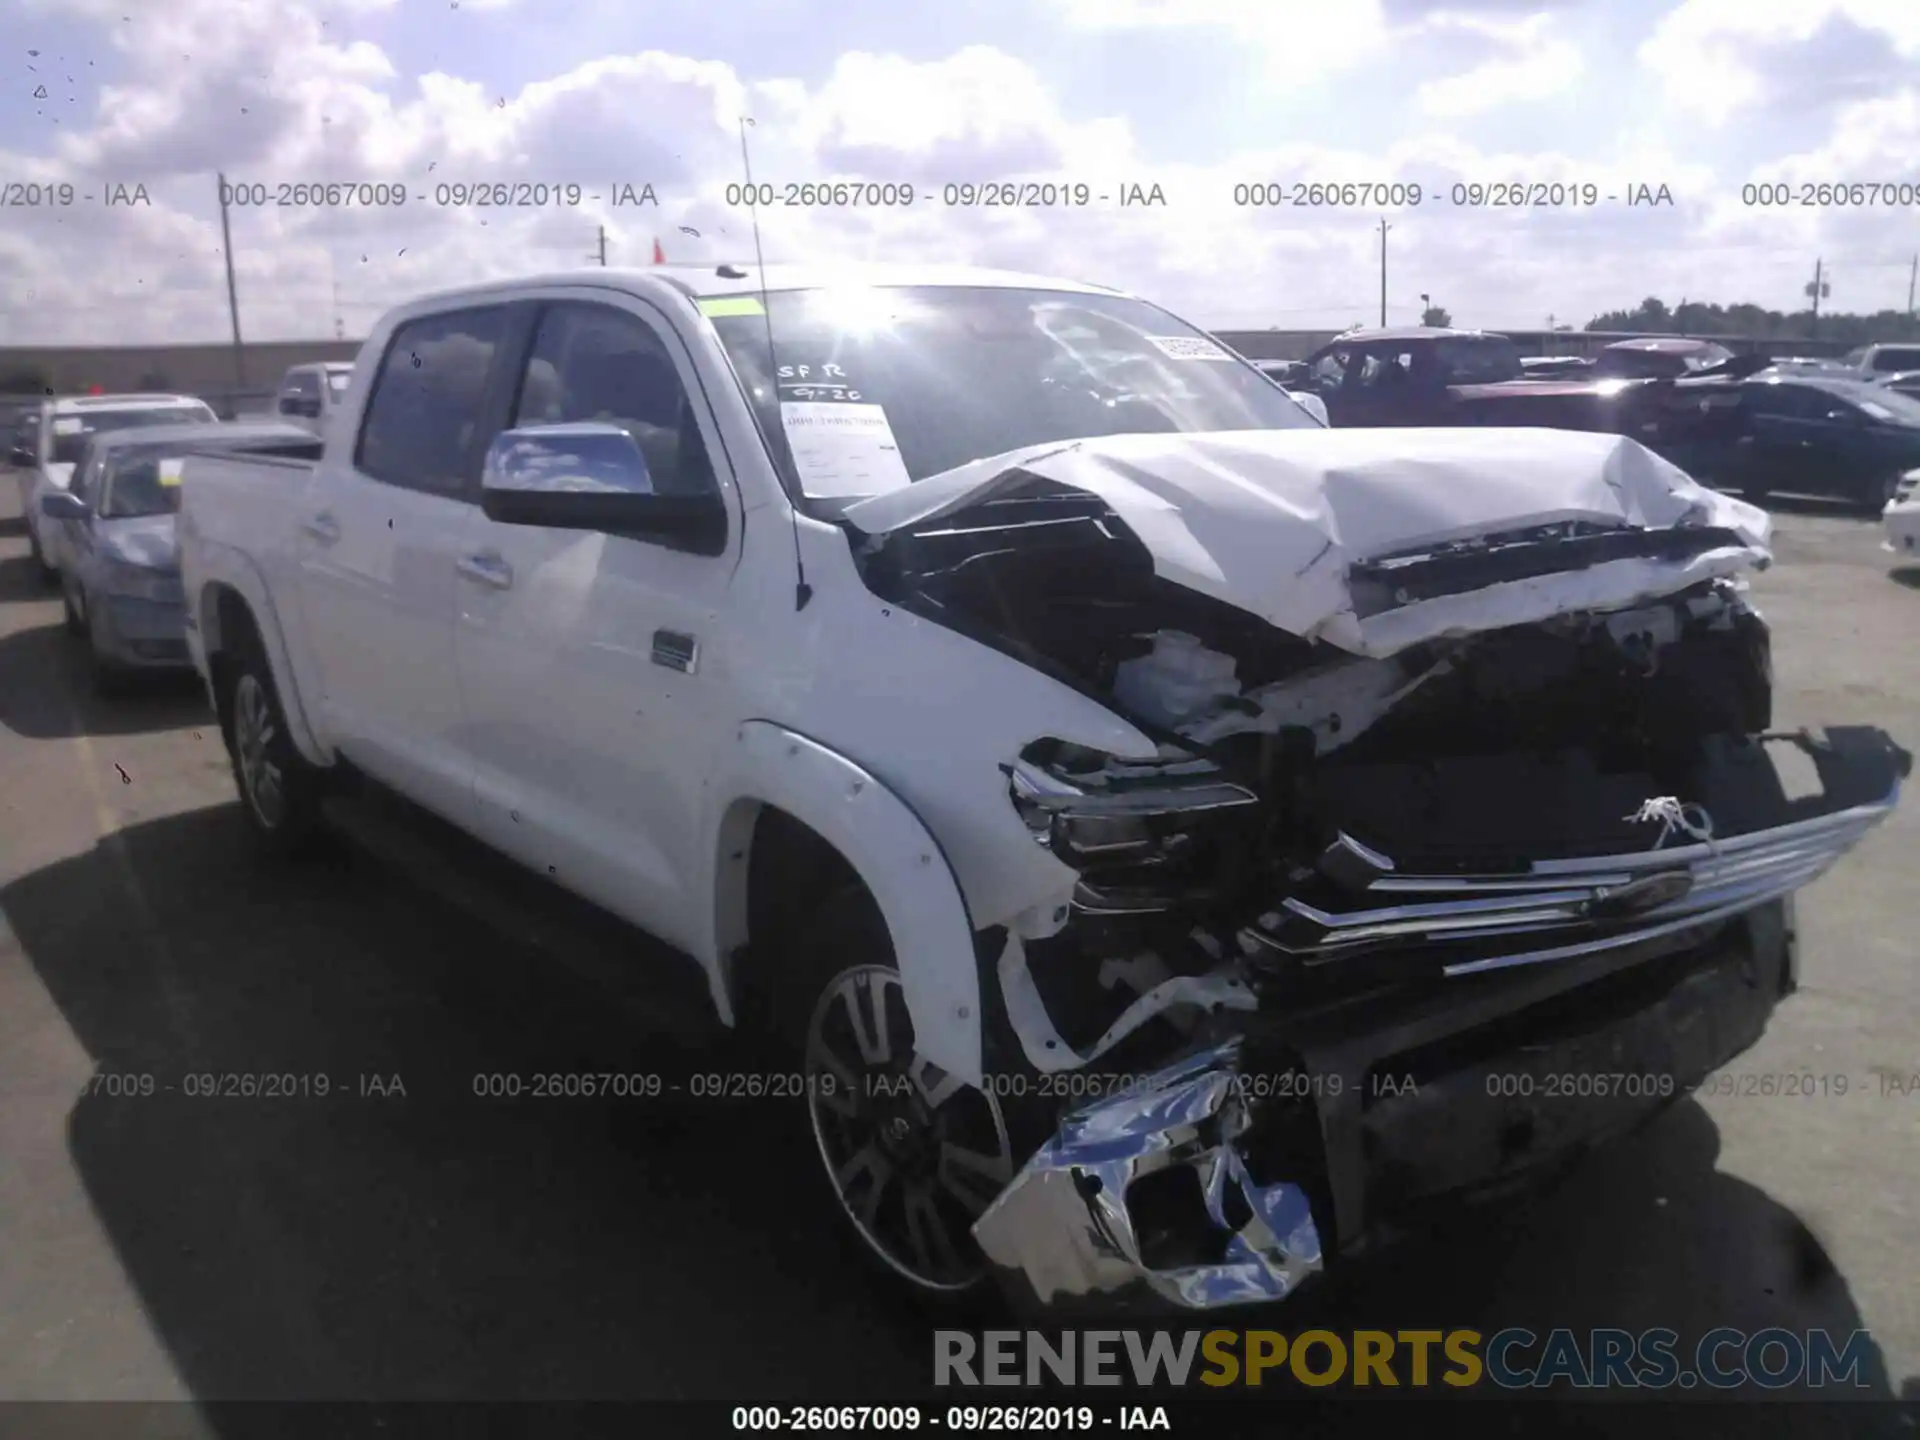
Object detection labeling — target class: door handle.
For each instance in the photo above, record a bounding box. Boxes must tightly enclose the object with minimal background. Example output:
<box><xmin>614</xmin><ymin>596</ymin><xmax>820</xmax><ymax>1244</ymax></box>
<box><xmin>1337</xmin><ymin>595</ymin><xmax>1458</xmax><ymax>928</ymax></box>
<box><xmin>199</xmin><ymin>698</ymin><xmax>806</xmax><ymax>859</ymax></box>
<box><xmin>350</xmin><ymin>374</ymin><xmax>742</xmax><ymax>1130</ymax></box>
<box><xmin>302</xmin><ymin>512</ymin><xmax>341</xmax><ymax>543</ymax></box>
<box><xmin>456</xmin><ymin>552</ymin><xmax>514</xmax><ymax>590</ymax></box>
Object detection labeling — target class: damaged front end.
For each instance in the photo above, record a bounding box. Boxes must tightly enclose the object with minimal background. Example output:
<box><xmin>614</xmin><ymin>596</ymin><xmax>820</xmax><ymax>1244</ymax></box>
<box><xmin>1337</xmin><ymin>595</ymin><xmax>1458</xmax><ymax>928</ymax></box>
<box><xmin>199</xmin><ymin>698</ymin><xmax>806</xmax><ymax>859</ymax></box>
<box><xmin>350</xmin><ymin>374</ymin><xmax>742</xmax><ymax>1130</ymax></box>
<box><xmin>844</xmin><ymin>432</ymin><xmax>1908</xmax><ymax>1314</ymax></box>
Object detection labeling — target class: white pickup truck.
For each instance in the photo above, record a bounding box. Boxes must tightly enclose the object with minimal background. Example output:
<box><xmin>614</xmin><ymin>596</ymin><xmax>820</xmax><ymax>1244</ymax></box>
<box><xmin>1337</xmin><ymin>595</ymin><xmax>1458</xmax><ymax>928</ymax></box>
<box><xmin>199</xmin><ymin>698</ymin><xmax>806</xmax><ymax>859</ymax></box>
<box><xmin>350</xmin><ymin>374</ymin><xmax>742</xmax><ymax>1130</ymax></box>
<box><xmin>177</xmin><ymin>262</ymin><xmax>1906</xmax><ymax>1316</ymax></box>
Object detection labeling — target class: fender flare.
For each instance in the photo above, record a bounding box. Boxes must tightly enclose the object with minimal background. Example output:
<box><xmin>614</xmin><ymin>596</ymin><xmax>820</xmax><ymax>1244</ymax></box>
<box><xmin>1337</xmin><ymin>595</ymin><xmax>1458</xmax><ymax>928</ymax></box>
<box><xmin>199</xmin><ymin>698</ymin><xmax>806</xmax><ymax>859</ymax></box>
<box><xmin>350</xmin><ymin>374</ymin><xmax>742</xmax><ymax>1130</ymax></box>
<box><xmin>707</xmin><ymin>721</ymin><xmax>985</xmax><ymax>1088</ymax></box>
<box><xmin>193</xmin><ymin>547</ymin><xmax>330</xmax><ymax>768</ymax></box>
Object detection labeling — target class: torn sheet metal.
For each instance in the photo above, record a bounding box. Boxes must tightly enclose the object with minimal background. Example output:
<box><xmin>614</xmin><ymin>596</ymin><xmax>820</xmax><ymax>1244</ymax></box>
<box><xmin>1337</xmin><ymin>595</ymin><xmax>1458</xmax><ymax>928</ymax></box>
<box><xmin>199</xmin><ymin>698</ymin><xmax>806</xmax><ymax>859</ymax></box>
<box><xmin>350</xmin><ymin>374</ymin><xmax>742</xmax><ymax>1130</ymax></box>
<box><xmin>971</xmin><ymin>1040</ymin><xmax>1325</xmax><ymax>1311</ymax></box>
<box><xmin>996</xmin><ymin>934</ymin><xmax>1259</xmax><ymax>1073</ymax></box>
<box><xmin>842</xmin><ymin>428</ymin><xmax>1772</xmax><ymax>660</ymax></box>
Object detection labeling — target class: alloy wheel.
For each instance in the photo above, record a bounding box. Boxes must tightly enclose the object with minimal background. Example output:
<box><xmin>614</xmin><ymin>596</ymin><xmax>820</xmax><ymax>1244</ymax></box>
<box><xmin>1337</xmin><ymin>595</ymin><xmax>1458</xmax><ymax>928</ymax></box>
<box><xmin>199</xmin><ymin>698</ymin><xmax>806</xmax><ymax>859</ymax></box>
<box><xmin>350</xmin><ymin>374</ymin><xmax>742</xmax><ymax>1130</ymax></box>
<box><xmin>803</xmin><ymin>964</ymin><xmax>1014</xmax><ymax>1292</ymax></box>
<box><xmin>233</xmin><ymin>673</ymin><xmax>287</xmax><ymax>829</ymax></box>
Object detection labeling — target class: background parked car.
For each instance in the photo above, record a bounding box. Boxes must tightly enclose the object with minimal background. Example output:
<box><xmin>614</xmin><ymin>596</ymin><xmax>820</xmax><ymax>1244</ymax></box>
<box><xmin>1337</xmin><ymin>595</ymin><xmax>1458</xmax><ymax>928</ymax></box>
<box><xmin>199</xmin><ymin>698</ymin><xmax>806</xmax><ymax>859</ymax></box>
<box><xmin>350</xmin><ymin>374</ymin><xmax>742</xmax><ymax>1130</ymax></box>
<box><xmin>1874</xmin><ymin>370</ymin><xmax>1920</xmax><ymax>401</ymax></box>
<box><xmin>1837</xmin><ymin>343</ymin><xmax>1920</xmax><ymax>378</ymax></box>
<box><xmin>1666</xmin><ymin>371</ymin><xmax>1920</xmax><ymax>510</ymax></box>
<box><xmin>1589</xmin><ymin>337</ymin><xmax>1735</xmax><ymax>379</ymax></box>
<box><xmin>39</xmin><ymin>419</ymin><xmax>320</xmax><ymax>692</ymax></box>
<box><xmin>10</xmin><ymin>393</ymin><xmax>218</xmax><ymax>580</ymax></box>
<box><xmin>273</xmin><ymin>361</ymin><xmax>357</xmax><ymax>437</ymax></box>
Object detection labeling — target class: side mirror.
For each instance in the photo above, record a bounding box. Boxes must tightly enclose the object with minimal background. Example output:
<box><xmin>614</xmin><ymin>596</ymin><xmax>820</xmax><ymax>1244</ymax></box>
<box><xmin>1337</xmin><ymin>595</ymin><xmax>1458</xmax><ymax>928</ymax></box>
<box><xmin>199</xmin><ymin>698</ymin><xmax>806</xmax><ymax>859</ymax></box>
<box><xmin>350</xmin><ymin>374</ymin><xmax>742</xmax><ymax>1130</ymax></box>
<box><xmin>1286</xmin><ymin>391</ymin><xmax>1330</xmax><ymax>426</ymax></box>
<box><xmin>41</xmin><ymin>490</ymin><xmax>89</xmax><ymax>521</ymax></box>
<box><xmin>480</xmin><ymin>424</ymin><xmax>725</xmax><ymax>552</ymax></box>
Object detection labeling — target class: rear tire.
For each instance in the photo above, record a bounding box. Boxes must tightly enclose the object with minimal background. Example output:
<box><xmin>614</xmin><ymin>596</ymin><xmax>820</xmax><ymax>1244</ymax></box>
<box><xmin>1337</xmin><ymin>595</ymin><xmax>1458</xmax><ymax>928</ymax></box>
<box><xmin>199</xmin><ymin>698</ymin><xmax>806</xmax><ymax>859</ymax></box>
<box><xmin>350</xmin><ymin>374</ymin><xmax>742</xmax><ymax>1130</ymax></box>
<box><xmin>769</xmin><ymin>885</ymin><xmax>1016</xmax><ymax>1314</ymax></box>
<box><xmin>221</xmin><ymin>637</ymin><xmax>325</xmax><ymax>858</ymax></box>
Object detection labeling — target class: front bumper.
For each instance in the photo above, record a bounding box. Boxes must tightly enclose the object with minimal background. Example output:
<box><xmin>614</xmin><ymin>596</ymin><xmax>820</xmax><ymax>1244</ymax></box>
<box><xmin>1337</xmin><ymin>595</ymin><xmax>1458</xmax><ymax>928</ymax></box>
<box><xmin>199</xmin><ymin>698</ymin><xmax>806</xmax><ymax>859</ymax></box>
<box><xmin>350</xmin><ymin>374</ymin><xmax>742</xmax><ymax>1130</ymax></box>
<box><xmin>974</xmin><ymin>903</ymin><xmax>1796</xmax><ymax>1316</ymax></box>
<box><xmin>91</xmin><ymin>589</ymin><xmax>191</xmax><ymax>669</ymax></box>
<box><xmin>972</xmin><ymin>725</ymin><xmax>1907</xmax><ymax>1316</ymax></box>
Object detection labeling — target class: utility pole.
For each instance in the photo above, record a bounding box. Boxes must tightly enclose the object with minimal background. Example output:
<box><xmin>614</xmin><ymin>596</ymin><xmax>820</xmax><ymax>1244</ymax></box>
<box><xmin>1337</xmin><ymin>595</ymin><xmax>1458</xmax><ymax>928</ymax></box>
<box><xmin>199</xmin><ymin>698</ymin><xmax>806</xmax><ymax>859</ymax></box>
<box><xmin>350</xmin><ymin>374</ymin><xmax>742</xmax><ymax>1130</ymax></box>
<box><xmin>1377</xmin><ymin>217</ymin><xmax>1391</xmax><ymax>327</ymax></box>
<box><xmin>1907</xmin><ymin>252</ymin><xmax>1916</xmax><ymax>319</ymax></box>
<box><xmin>216</xmin><ymin>172</ymin><xmax>245</xmax><ymax>388</ymax></box>
<box><xmin>1805</xmin><ymin>257</ymin><xmax>1829</xmax><ymax>338</ymax></box>
<box><xmin>328</xmin><ymin>251</ymin><xmax>345</xmax><ymax>340</ymax></box>
<box><xmin>595</xmin><ymin>225</ymin><xmax>608</xmax><ymax>266</ymax></box>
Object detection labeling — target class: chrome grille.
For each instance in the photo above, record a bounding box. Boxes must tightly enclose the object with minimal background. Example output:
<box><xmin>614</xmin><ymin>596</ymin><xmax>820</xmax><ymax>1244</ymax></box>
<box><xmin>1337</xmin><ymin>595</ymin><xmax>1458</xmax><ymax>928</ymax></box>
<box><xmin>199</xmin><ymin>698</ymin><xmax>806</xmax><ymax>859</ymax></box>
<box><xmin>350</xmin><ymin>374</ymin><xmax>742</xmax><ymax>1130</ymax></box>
<box><xmin>1243</xmin><ymin>789</ymin><xmax>1898</xmax><ymax>978</ymax></box>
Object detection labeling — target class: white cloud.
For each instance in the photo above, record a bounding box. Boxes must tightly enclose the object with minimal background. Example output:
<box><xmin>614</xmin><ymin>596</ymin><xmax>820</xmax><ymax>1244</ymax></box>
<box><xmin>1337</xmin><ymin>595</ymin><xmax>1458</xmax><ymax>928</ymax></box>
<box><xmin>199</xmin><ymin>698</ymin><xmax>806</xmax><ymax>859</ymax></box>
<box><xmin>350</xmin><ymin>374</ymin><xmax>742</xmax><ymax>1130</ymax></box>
<box><xmin>1047</xmin><ymin>0</ymin><xmax>1398</xmax><ymax>77</ymax></box>
<box><xmin>1414</xmin><ymin>14</ymin><xmax>1584</xmax><ymax>116</ymax></box>
<box><xmin>2</xmin><ymin>0</ymin><xmax>1917</xmax><ymax>346</ymax></box>
<box><xmin>1639</xmin><ymin>0</ymin><xmax>1920</xmax><ymax>123</ymax></box>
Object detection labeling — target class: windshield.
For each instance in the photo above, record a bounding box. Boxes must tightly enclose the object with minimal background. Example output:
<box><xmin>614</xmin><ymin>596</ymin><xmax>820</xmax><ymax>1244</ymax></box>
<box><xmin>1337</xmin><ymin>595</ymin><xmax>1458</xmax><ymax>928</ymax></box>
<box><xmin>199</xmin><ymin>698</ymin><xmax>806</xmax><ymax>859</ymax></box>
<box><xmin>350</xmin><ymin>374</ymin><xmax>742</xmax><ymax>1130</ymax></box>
<box><xmin>49</xmin><ymin>405</ymin><xmax>217</xmax><ymax>465</ymax></box>
<box><xmin>706</xmin><ymin>285</ymin><xmax>1315</xmax><ymax>501</ymax></box>
<box><xmin>1431</xmin><ymin>336</ymin><xmax>1523</xmax><ymax>384</ymax></box>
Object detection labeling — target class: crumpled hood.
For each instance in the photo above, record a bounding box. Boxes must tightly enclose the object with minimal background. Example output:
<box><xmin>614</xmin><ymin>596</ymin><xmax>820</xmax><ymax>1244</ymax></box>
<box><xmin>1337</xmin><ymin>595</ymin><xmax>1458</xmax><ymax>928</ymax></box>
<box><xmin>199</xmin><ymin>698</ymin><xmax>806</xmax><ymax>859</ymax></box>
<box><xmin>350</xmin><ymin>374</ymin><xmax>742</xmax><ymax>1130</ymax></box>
<box><xmin>842</xmin><ymin>427</ymin><xmax>1772</xmax><ymax>658</ymax></box>
<box><xmin>98</xmin><ymin>514</ymin><xmax>179</xmax><ymax>571</ymax></box>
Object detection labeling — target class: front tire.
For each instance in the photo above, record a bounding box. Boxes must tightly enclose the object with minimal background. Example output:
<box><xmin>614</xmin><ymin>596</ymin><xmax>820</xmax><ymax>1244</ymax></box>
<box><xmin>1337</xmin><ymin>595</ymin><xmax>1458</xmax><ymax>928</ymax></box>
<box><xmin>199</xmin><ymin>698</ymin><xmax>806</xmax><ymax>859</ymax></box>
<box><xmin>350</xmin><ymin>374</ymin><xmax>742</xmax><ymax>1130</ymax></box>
<box><xmin>774</xmin><ymin>887</ymin><xmax>1017</xmax><ymax>1308</ymax></box>
<box><xmin>222</xmin><ymin>641</ymin><xmax>325</xmax><ymax>857</ymax></box>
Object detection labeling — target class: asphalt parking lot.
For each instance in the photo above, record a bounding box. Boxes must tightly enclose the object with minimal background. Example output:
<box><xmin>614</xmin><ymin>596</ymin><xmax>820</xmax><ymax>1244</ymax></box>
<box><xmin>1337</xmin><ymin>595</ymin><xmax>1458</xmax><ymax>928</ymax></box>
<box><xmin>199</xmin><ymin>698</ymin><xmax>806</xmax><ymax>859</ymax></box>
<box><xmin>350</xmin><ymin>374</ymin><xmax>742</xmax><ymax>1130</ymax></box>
<box><xmin>0</xmin><ymin>480</ymin><xmax>1916</xmax><ymax>1418</ymax></box>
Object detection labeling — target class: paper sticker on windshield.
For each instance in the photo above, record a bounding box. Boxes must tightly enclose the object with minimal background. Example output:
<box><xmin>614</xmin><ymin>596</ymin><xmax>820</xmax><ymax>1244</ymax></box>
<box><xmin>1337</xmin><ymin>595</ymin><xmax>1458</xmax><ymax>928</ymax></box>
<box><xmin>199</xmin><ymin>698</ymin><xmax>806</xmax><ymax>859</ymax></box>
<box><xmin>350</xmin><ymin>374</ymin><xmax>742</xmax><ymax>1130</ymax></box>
<box><xmin>53</xmin><ymin>417</ymin><xmax>85</xmax><ymax>434</ymax></box>
<box><xmin>1147</xmin><ymin>335</ymin><xmax>1236</xmax><ymax>361</ymax></box>
<box><xmin>778</xmin><ymin>401</ymin><xmax>912</xmax><ymax>500</ymax></box>
<box><xmin>157</xmin><ymin>457</ymin><xmax>185</xmax><ymax>487</ymax></box>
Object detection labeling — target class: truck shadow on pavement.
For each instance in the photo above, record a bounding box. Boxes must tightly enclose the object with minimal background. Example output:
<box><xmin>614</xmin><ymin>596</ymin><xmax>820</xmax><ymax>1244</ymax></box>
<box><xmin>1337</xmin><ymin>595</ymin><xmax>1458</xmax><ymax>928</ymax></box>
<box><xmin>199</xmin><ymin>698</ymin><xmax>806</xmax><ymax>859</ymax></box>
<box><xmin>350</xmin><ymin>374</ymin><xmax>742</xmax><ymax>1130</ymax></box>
<box><xmin>0</xmin><ymin>619</ymin><xmax>213</xmax><ymax>740</ymax></box>
<box><xmin>2</xmin><ymin>805</ymin><xmax>1910</xmax><ymax>1415</ymax></box>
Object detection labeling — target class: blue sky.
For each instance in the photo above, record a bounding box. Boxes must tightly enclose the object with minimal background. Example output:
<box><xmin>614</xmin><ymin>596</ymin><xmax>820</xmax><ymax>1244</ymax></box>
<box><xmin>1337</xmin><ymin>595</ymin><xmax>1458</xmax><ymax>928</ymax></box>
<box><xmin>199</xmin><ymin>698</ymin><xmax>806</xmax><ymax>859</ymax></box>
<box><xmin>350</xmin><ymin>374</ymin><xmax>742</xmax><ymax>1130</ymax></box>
<box><xmin>4</xmin><ymin>0</ymin><xmax>1919</xmax><ymax>343</ymax></box>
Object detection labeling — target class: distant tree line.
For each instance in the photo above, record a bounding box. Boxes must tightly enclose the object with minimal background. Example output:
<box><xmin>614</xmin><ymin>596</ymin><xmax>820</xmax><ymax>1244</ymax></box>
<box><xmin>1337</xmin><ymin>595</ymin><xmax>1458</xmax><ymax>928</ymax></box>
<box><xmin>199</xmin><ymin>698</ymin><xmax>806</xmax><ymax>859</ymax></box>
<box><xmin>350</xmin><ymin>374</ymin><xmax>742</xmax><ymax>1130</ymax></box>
<box><xmin>1586</xmin><ymin>297</ymin><xmax>1920</xmax><ymax>346</ymax></box>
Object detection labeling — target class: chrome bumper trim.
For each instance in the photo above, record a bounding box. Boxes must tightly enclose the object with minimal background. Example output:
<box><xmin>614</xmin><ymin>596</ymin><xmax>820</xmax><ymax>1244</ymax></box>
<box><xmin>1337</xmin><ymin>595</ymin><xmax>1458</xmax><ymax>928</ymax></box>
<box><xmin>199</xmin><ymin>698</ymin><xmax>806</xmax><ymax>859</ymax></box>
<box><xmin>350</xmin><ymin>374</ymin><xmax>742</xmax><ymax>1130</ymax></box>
<box><xmin>1245</xmin><ymin>787</ymin><xmax>1898</xmax><ymax>976</ymax></box>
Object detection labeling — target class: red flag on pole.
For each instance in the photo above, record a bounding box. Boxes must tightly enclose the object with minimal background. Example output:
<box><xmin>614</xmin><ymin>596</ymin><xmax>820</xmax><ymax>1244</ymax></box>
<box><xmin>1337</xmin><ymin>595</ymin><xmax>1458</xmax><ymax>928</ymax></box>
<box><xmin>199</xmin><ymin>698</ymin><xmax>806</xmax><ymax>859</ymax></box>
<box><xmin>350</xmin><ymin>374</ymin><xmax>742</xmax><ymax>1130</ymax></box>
<box><xmin>652</xmin><ymin>237</ymin><xmax>666</xmax><ymax>265</ymax></box>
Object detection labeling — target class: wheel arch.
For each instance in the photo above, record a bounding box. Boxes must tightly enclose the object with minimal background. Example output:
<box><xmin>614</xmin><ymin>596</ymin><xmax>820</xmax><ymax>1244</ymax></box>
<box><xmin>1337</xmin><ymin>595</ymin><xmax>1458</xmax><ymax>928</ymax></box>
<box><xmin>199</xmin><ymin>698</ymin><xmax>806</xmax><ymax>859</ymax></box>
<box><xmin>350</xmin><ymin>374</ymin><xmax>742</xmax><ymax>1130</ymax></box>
<box><xmin>195</xmin><ymin>575</ymin><xmax>329</xmax><ymax>767</ymax></box>
<box><xmin>707</xmin><ymin>722</ymin><xmax>986</xmax><ymax>1088</ymax></box>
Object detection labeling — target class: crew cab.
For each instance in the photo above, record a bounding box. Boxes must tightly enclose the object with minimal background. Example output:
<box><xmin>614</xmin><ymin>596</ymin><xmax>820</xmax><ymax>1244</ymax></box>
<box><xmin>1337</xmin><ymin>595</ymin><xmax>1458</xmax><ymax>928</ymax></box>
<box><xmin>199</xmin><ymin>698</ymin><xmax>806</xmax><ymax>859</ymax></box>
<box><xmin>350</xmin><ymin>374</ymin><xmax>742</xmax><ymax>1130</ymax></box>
<box><xmin>12</xmin><ymin>392</ymin><xmax>218</xmax><ymax>581</ymax></box>
<box><xmin>177</xmin><ymin>264</ymin><xmax>1906</xmax><ymax>1317</ymax></box>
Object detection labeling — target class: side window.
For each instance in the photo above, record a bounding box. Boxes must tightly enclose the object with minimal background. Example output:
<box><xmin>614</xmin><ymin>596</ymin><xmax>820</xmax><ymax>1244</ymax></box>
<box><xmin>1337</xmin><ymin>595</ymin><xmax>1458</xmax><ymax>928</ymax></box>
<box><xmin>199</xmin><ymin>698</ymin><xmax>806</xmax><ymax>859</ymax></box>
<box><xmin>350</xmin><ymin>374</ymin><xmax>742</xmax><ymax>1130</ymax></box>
<box><xmin>1356</xmin><ymin>349</ymin><xmax>1415</xmax><ymax>388</ymax></box>
<box><xmin>1753</xmin><ymin>385</ymin><xmax>1834</xmax><ymax>421</ymax></box>
<box><xmin>509</xmin><ymin>302</ymin><xmax>715</xmax><ymax>498</ymax></box>
<box><xmin>355</xmin><ymin>307</ymin><xmax>509</xmax><ymax>495</ymax></box>
<box><xmin>1310</xmin><ymin>349</ymin><xmax>1351</xmax><ymax>387</ymax></box>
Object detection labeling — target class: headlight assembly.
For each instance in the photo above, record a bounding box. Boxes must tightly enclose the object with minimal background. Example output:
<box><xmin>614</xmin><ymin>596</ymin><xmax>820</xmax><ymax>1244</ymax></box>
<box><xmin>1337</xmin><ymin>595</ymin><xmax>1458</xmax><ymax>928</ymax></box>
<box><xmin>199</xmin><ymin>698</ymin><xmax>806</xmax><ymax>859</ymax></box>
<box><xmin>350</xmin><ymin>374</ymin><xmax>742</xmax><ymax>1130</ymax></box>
<box><xmin>1006</xmin><ymin>743</ymin><xmax>1260</xmax><ymax>893</ymax></box>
